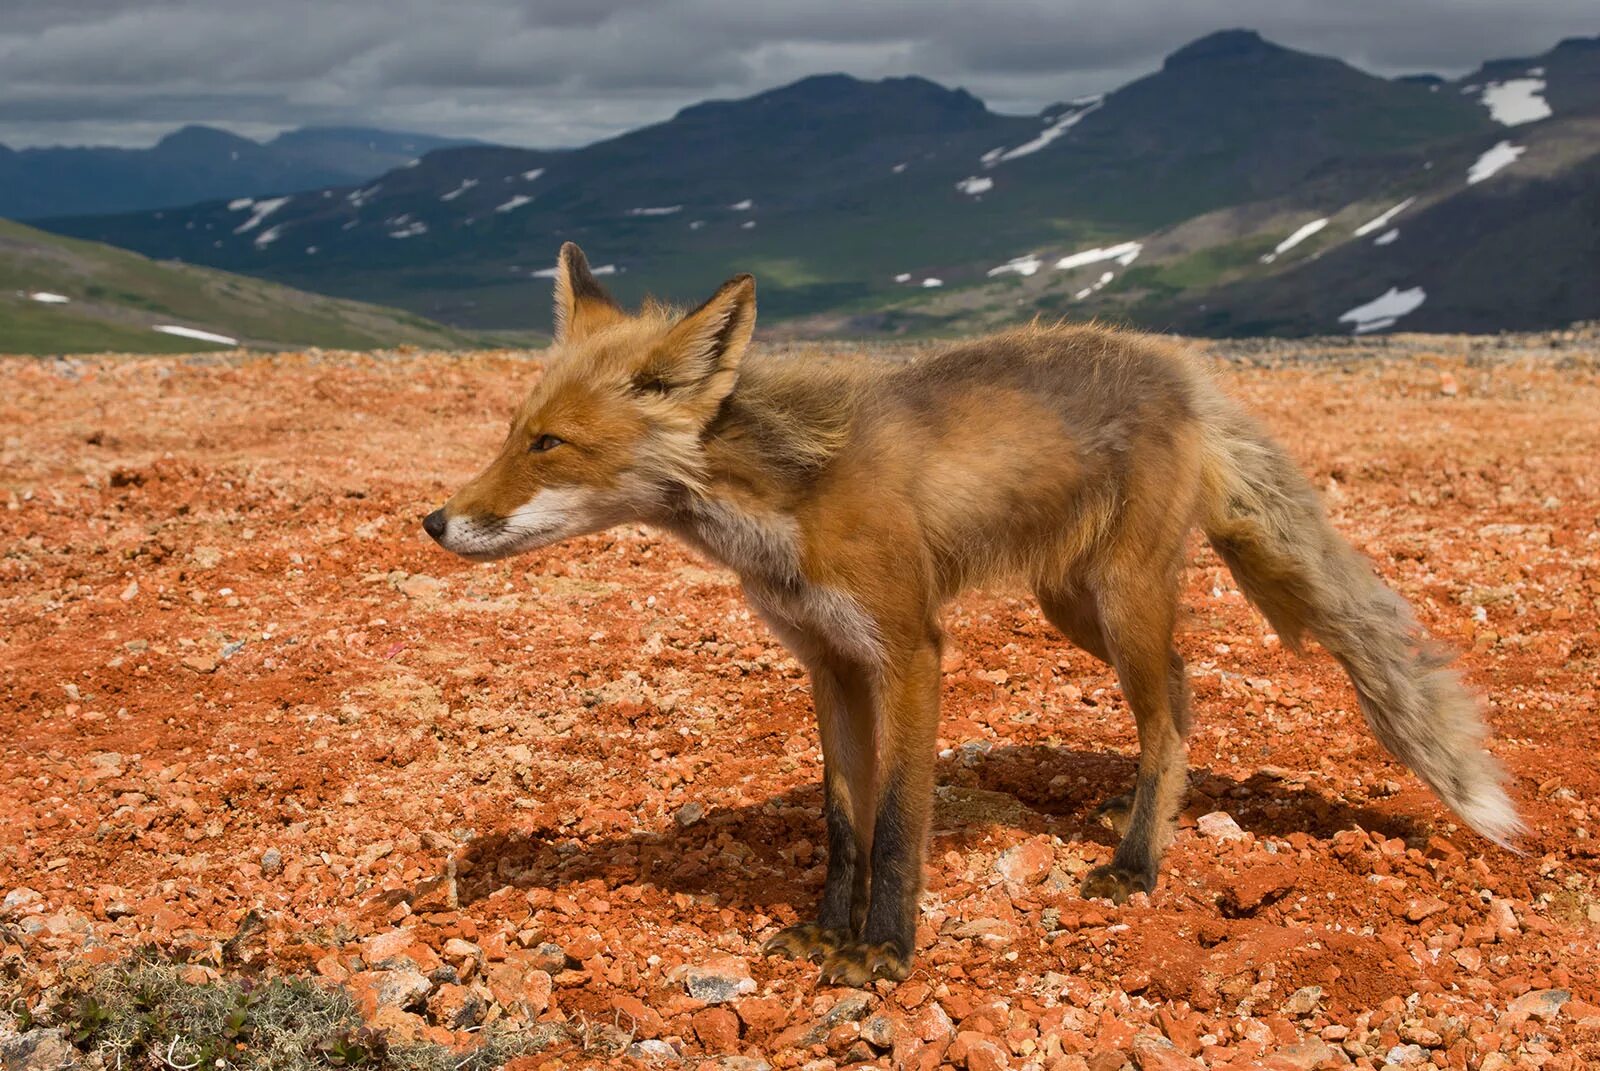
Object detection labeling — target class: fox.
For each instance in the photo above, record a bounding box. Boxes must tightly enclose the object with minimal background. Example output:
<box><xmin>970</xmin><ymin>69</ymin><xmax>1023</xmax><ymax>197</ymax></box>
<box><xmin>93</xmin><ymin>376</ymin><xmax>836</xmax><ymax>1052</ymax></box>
<box><xmin>422</xmin><ymin>242</ymin><xmax>1521</xmax><ymax>985</ymax></box>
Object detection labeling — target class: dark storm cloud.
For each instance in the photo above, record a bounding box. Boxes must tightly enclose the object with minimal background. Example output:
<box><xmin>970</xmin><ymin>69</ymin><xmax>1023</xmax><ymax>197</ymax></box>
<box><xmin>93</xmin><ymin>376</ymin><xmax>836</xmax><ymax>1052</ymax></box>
<box><xmin>1</xmin><ymin>1</ymin><xmax>1594</xmax><ymax>147</ymax></box>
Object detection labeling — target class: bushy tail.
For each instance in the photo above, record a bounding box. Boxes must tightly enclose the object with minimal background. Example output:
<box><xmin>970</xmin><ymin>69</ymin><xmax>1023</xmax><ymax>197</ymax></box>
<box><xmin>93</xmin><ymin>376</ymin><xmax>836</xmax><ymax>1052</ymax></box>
<box><xmin>1195</xmin><ymin>391</ymin><xmax>1521</xmax><ymax>848</ymax></box>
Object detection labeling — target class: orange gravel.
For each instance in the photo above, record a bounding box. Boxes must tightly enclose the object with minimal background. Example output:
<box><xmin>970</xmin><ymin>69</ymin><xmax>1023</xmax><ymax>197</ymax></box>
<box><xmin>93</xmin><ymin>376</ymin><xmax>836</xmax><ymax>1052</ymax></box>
<box><xmin>2</xmin><ymin>338</ymin><xmax>1598</xmax><ymax>1070</ymax></box>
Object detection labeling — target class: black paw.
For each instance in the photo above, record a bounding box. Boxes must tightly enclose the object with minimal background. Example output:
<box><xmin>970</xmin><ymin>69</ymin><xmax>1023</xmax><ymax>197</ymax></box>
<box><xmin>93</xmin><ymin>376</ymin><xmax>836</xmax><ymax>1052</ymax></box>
<box><xmin>1091</xmin><ymin>793</ymin><xmax>1134</xmax><ymax>836</ymax></box>
<box><xmin>818</xmin><ymin>940</ymin><xmax>913</xmax><ymax>986</ymax></box>
<box><xmin>1080</xmin><ymin>862</ymin><xmax>1156</xmax><ymax>904</ymax></box>
<box><xmin>761</xmin><ymin>923</ymin><xmax>849</xmax><ymax>962</ymax></box>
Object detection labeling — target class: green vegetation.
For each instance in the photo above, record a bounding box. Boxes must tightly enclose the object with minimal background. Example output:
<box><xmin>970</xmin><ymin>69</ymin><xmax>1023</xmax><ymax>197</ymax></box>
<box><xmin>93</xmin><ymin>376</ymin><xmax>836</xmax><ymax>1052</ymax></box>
<box><xmin>0</xmin><ymin>220</ymin><xmax>507</xmax><ymax>355</ymax></box>
<box><xmin>17</xmin><ymin>957</ymin><xmax>557</xmax><ymax>1071</ymax></box>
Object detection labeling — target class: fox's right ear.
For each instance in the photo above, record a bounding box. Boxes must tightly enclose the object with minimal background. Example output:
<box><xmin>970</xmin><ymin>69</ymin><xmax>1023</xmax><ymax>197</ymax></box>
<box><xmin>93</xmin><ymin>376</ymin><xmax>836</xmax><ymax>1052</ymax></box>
<box><xmin>552</xmin><ymin>242</ymin><xmax>624</xmax><ymax>344</ymax></box>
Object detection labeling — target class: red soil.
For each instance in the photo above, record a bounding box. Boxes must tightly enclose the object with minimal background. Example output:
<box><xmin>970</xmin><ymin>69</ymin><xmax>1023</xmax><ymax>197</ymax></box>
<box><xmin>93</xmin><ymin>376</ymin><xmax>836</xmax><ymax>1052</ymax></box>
<box><xmin>2</xmin><ymin>340</ymin><xmax>1597</xmax><ymax>1069</ymax></box>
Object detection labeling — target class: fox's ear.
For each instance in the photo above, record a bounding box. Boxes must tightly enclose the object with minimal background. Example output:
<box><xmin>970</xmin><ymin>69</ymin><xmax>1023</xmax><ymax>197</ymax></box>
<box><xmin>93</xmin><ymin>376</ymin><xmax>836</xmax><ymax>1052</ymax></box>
<box><xmin>552</xmin><ymin>242</ymin><xmax>624</xmax><ymax>344</ymax></box>
<box><xmin>641</xmin><ymin>274</ymin><xmax>756</xmax><ymax>415</ymax></box>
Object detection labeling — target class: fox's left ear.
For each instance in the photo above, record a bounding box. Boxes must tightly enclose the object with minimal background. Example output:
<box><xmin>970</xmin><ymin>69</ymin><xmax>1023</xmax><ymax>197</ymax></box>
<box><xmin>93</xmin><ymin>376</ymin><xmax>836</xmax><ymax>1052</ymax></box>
<box><xmin>641</xmin><ymin>274</ymin><xmax>756</xmax><ymax>417</ymax></box>
<box><xmin>552</xmin><ymin>242</ymin><xmax>625</xmax><ymax>344</ymax></box>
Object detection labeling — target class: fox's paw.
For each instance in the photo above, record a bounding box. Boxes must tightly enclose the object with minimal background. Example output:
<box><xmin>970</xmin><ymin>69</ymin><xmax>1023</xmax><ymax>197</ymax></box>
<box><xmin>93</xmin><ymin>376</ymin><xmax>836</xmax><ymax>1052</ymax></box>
<box><xmin>762</xmin><ymin>923</ymin><xmax>848</xmax><ymax>962</ymax></box>
<box><xmin>818</xmin><ymin>940</ymin><xmax>912</xmax><ymax>986</ymax></box>
<box><xmin>1091</xmin><ymin>793</ymin><xmax>1133</xmax><ymax>836</ymax></box>
<box><xmin>1080</xmin><ymin>862</ymin><xmax>1155</xmax><ymax>905</ymax></box>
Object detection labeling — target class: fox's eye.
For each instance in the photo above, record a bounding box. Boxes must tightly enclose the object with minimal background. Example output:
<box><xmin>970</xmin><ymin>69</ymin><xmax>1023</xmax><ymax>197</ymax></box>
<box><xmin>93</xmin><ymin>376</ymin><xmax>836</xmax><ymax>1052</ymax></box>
<box><xmin>529</xmin><ymin>434</ymin><xmax>565</xmax><ymax>453</ymax></box>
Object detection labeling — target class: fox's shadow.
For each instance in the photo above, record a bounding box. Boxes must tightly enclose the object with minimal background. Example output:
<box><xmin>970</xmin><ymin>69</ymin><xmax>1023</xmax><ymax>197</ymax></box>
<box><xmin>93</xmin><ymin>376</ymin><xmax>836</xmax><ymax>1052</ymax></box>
<box><xmin>451</xmin><ymin>744</ymin><xmax>1420</xmax><ymax>911</ymax></box>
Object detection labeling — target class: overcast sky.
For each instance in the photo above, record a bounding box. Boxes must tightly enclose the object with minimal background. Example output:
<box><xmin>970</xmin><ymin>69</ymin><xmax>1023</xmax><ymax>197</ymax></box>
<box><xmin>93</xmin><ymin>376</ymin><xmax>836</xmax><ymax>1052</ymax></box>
<box><xmin>1</xmin><ymin>1</ymin><xmax>1594</xmax><ymax>149</ymax></box>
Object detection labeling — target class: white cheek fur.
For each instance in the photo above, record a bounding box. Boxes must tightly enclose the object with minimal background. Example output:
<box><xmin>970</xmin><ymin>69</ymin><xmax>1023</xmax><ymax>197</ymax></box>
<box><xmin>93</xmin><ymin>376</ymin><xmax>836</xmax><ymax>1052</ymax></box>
<box><xmin>439</xmin><ymin>487</ymin><xmax>597</xmax><ymax>559</ymax></box>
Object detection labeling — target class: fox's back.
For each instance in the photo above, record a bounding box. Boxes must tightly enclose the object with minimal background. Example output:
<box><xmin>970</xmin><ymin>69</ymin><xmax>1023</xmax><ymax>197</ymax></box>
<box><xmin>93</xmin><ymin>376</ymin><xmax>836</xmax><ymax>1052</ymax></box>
<box><xmin>771</xmin><ymin>324</ymin><xmax>1216</xmax><ymax>592</ymax></box>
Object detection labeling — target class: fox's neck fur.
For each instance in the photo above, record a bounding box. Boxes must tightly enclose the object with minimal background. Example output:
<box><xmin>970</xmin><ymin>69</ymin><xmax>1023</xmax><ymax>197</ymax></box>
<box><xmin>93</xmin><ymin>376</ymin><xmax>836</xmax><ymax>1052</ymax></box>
<box><xmin>657</xmin><ymin>355</ymin><xmax>868</xmax><ymax>588</ymax></box>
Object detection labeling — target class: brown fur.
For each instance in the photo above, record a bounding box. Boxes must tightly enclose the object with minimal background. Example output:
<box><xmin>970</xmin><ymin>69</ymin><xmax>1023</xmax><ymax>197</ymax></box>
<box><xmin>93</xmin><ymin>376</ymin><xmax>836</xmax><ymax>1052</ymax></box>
<box><xmin>427</xmin><ymin>247</ymin><xmax>1520</xmax><ymax>985</ymax></box>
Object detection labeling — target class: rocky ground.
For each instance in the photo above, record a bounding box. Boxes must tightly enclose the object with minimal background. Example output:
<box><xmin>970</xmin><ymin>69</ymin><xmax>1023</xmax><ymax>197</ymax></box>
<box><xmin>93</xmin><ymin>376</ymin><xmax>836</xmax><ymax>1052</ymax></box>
<box><xmin>1</xmin><ymin>332</ymin><xmax>1598</xmax><ymax>1070</ymax></box>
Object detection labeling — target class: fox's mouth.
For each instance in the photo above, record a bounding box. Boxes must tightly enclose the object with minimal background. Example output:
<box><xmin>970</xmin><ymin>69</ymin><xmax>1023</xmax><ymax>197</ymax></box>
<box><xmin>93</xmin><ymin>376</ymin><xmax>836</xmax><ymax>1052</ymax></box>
<box><xmin>424</xmin><ymin>512</ymin><xmax>569</xmax><ymax>561</ymax></box>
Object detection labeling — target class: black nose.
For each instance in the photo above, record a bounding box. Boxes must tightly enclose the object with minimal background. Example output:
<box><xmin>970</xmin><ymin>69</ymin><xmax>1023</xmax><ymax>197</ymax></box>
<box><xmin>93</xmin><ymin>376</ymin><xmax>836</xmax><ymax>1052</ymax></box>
<box><xmin>422</xmin><ymin>509</ymin><xmax>448</xmax><ymax>540</ymax></box>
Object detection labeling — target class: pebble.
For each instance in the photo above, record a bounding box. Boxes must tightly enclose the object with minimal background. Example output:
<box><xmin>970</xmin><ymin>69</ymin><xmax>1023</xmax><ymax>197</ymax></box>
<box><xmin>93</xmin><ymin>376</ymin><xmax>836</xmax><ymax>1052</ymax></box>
<box><xmin>680</xmin><ymin>956</ymin><xmax>757</xmax><ymax>1004</ymax></box>
<box><xmin>995</xmin><ymin>837</ymin><xmax>1054</xmax><ymax>884</ymax></box>
<box><xmin>1195</xmin><ymin>811</ymin><xmax>1246</xmax><ymax>841</ymax></box>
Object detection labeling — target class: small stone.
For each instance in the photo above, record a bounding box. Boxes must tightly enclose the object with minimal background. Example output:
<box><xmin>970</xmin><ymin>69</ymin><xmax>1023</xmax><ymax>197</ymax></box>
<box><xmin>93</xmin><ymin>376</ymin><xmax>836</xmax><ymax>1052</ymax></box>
<box><xmin>1403</xmin><ymin>896</ymin><xmax>1447</xmax><ymax>922</ymax></box>
<box><xmin>1267</xmin><ymin>1039</ymin><xmax>1334</xmax><ymax>1070</ymax></box>
<box><xmin>347</xmin><ymin>968</ymin><xmax>431</xmax><ymax>1016</ymax></box>
<box><xmin>1282</xmin><ymin>985</ymin><xmax>1322</xmax><ymax>1016</ymax></box>
<box><xmin>1384</xmin><ymin>1043</ymin><xmax>1428</xmax><ymax>1066</ymax></box>
<box><xmin>524</xmin><ymin>942</ymin><xmax>569</xmax><ymax>973</ymax></box>
<box><xmin>996</xmin><ymin>837</ymin><xmax>1054</xmax><ymax>885</ymax></box>
<box><xmin>1195</xmin><ymin>811</ymin><xmax>1246</xmax><ymax>841</ymax></box>
<box><xmin>260</xmin><ymin>848</ymin><xmax>283</xmax><ymax>876</ymax></box>
<box><xmin>426</xmin><ymin>983</ymin><xmax>485</xmax><ymax>1029</ymax></box>
<box><xmin>822</xmin><ymin>990</ymin><xmax>874</xmax><ymax>1025</ymax></box>
<box><xmin>675</xmin><ymin>801</ymin><xmax>706</xmax><ymax>827</ymax></box>
<box><xmin>951</xmin><ymin>1030</ymin><xmax>1012</xmax><ymax>1071</ymax></box>
<box><xmin>1219</xmin><ymin>864</ymin><xmax>1297</xmax><ymax>917</ymax></box>
<box><xmin>1509</xmin><ymin>988</ymin><xmax>1570</xmax><ymax>1021</ymax></box>
<box><xmin>626</xmin><ymin>1039</ymin><xmax>679</xmax><ymax>1062</ymax></box>
<box><xmin>693</xmin><ymin>1006</ymin><xmax>742</xmax><ymax>1051</ymax></box>
<box><xmin>1131</xmin><ymin>1032</ymin><xmax>1203</xmax><ymax>1070</ymax></box>
<box><xmin>861</xmin><ymin>1013</ymin><xmax>896</xmax><ymax>1049</ymax></box>
<box><xmin>182</xmin><ymin>653</ymin><xmax>219</xmax><ymax>674</ymax></box>
<box><xmin>0</xmin><ymin>1029</ymin><xmax>80</xmax><ymax>1070</ymax></box>
<box><xmin>735</xmin><ymin>996</ymin><xmax>789</xmax><ymax>1033</ymax></box>
<box><xmin>681</xmin><ymin>956</ymin><xmax>756</xmax><ymax>1004</ymax></box>
<box><xmin>362</xmin><ymin>927</ymin><xmax>416</xmax><ymax>964</ymax></box>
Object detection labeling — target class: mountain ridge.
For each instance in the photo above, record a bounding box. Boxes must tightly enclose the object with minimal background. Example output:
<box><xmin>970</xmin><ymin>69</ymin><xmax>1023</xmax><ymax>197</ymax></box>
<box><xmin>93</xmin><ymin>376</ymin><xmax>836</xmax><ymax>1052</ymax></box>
<box><xmin>27</xmin><ymin>30</ymin><xmax>1600</xmax><ymax>338</ymax></box>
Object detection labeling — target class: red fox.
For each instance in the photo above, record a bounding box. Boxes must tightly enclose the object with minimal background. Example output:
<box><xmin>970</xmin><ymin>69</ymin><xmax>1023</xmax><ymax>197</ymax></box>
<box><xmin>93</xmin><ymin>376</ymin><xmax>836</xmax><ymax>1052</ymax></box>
<box><xmin>424</xmin><ymin>243</ymin><xmax>1520</xmax><ymax>985</ymax></box>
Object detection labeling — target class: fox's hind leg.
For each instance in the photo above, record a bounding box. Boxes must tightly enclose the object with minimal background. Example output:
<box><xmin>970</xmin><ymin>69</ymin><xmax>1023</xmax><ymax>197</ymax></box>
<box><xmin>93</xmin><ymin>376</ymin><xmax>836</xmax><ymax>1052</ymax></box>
<box><xmin>1048</xmin><ymin>563</ymin><xmax>1190</xmax><ymax>903</ymax></box>
<box><xmin>763</xmin><ymin>659</ymin><xmax>875</xmax><ymax>962</ymax></box>
<box><xmin>1037</xmin><ymin>587</ymin><xmax>1191</xmax><ymax>839</ymax></box>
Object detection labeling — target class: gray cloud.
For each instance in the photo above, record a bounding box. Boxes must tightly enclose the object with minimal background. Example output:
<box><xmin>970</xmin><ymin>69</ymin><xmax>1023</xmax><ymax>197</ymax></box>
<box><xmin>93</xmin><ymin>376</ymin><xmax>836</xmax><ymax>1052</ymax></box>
<box><xmin>0</xmin><ymin>0</ymin><xmax>1593</xmax><ymax>148</ymax></box>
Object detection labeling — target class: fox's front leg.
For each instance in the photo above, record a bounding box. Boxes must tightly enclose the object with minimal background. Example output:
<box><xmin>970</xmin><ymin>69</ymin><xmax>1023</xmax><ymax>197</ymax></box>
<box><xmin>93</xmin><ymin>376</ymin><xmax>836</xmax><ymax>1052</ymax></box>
<box><xmin>763</xmin><ymin>663</ymin><xmax>875</xmax><ymax>961</ymax></box>
<box><xmin>816</xmin><ymin>638</ymin><xmax>941</xmax><ymax>985</ymax></box>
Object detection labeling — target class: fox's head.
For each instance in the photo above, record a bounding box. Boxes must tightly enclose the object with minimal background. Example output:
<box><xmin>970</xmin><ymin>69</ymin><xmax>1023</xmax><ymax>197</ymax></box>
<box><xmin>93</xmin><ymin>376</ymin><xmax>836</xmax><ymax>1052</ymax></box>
<box><xmin>424</xmin><ymin>242</ymin><xmax>756</xmax><ymax>561</ymax></box>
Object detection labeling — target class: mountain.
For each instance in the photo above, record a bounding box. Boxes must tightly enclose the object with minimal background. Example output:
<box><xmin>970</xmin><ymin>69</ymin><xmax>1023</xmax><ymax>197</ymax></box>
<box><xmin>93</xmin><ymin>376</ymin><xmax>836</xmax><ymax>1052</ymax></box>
<box><xmin>0</xmin><ymin>219</ymin><xmax>492</xmax><ymax>354</ymax></box>
<box><xmin>31</xmin><ymin>31</ymin><xmax>1600</xmax><ymax>338</ymax></box>
<box><xmin>0</xmin><ymin>125</ymin><xmax>485</xmax><ymax>220</ymax></box>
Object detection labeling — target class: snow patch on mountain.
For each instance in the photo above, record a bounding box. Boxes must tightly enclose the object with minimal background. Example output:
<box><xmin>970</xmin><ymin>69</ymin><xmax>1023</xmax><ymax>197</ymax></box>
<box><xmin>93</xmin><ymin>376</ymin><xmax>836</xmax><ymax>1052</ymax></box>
<box><xmin>254</xmin><ymin>225</ymin><xmax>283</xmax><ymax>248</ymax></box>
<box><xmin>27</xmin><ymin>291</ymin><xmax>70</xmax><ymax>303</ymax></box>
<box><xmin>521</xmin><ymin>168</ymin><xmax>545</xmax><ymax>181</ymax></box>
<box><xmin>496</xmin><ymin>195</ymin><xmax>533</xmax><ymax>213</ymax></box>
<box><xmin>1374</xmin><ymin>229</ymin><xmax>1399</xmax><ymax>246</ymax></box>
<box><xmin>388</xmin><ymin>217</ymin><xmax>428</xmax><ymax>239</ymax></box>
<box><xmin>921</xmin><ymin>278</ymin><xmax>944</xmax><ymax>288</ymax></box>
<box><xmin>533</xmin><ymin>263</ymin><xmax>616</xmax><ymax>279</ymax></box>
<box><xmin>227</xmin><ymin>198</ymin><xmax>254</xmax><ymax>211</ymax></box>
<box><xmin>627</xmin><ymin>205</ymin><xmax>683</xmax><ymax>216</ymax></box>
<box><xmin>989</xmin><ymin>96</ymin><xmax>1104</xmax><ymax>164</ymax></box>
<box><xmin>154</xmin><ymin>325</ymin><xmax>237</xmax><ymax>346</ymax></box>
<box><xmin>894</xmin><ymin>273</ymin><xmax>912</xmax><ymax>283</ymax></box>
<box><xmin>987</xmin><ymin>254</ymin><xmax>1044</xmax><ymax>278</ymax></box>
<box><xmin>1468</xmin><ymin>141</ymin><xmax>1525</xmax><ymax>183</ymax></box>
<box><xmin>233</xmin><ymin>196</ymin><xmax>289</xmax><ymax>235</ymax></box>
<box><xmin>441</xmin><ymin>179</ymin><xmax>479</xmax><ymax>202</ymax></box>
<box><xmin>1354</xmin><ymin>198</ymin><xmax>1415</xmax><ymax>237</ymax></box>
<box><xmin>1339</xmin><ymin>286</ymin><xmax>1426</xmax><ymax>334</ymax></box>
<box><xmin>1054</xmin><ymin>241</ymin><xmax>1142</xmax><ymax>272</ymax></box>
<box><xmin>1479</xmin><ymin>78</ymin><xmax>1552</xmax><ymax>126</ymax></box>
<box><xmin>1261</xmin><ymin>218</ymin><xmax>1328</xmax><ymax>263</ymax></box>
<box><xmin>956</xmin><ymin>176</ymin><xmax>994</xmax><ymax>196</ymax></box>
<box><xmin>729</xmin><ymin>199</ymin><xmax>755</xmax><ymax>211</ymax></box>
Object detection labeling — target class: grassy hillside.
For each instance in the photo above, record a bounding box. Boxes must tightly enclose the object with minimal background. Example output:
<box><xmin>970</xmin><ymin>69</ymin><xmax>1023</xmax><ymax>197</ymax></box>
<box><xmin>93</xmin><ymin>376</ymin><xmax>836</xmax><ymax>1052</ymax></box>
<box><xmin>0</xmin><ymin>219</ymin><xmax>503</xmax><ymax>355</ymax></box>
